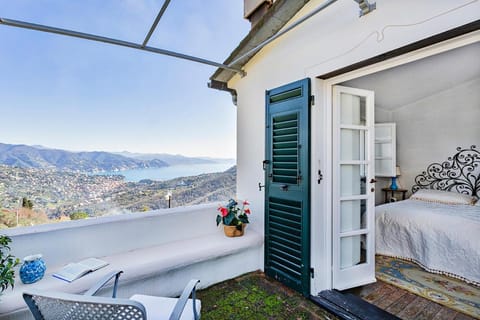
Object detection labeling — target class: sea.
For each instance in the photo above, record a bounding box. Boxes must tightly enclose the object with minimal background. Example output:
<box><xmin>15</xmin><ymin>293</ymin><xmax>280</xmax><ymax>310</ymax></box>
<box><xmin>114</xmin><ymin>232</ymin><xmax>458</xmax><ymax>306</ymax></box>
<box><xmin>96</xmin><ymin>162</ymin><xmax>236</xmax><ymax>182</ymax></box>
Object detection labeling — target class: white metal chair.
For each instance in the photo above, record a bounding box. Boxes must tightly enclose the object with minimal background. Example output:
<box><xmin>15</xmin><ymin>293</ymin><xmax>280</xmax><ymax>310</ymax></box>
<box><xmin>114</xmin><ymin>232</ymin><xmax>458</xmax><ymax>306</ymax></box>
<box><xmin>23</xmin><ymin>271</ymin><xmax>201</xmax><ymax>320</ymax></box>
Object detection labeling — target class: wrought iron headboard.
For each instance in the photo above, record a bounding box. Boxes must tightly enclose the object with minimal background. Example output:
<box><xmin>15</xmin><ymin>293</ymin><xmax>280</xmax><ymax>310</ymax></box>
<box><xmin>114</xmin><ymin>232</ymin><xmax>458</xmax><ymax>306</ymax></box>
<box><xmin>411</xmin><ymin>145</ymin><xmax>480</xmax><ymax>198</ymax></box>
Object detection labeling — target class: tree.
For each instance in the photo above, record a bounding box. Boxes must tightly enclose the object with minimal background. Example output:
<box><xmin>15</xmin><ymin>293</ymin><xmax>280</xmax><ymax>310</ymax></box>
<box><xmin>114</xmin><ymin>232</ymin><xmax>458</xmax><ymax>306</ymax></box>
<box><xmin>0</xmin><ymin>235</ymin><xmax>20</xmax><ymax>292</ymax></box>
<box><xmin>21</xmin><ymin>197</ymin><xmax>33</xmax><ymax>210</ymax></box>
<box><xmin>69</xmin><ymin>212</ymin><xmax>89</xmax><ymax>220</ymax></box>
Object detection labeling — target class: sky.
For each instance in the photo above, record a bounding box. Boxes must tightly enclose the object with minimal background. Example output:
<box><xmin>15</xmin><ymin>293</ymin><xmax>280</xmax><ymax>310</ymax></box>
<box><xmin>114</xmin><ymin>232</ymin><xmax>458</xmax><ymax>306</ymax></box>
<box><xmin>0</xmin><ymin>1</ymin><xmax>250</xmax><ymax>158</ymax></box>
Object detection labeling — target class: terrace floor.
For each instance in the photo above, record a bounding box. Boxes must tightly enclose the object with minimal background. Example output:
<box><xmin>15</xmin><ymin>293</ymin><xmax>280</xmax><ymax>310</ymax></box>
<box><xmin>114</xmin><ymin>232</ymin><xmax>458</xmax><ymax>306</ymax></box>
<box><xmin>346</xmin><ymin>280</ymin><xmax>477</xmax><ymax>320</ymax></box>
<box><xmin>197</xmin><ymin>271</ymin><xmax>338</xmax><ymax>320</ymax></box>
<box><xmin>198</xmin><ymin>271</ymin><xmax>477</xmax><ymax>320</ymax></box>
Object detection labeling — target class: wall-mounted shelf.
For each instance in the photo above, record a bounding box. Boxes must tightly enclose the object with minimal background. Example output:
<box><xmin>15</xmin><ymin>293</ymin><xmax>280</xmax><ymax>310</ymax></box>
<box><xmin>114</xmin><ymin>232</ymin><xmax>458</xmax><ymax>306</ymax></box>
<box><xmin>375</xmin><ymin>123</ymin><xmax>396</xmax><ymax>177</ymax></box>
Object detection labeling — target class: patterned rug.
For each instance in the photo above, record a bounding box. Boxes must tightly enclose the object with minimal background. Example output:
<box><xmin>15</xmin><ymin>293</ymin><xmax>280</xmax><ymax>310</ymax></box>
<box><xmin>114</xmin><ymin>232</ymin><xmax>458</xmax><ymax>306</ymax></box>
<box><xmin>376</xmin><ymin>255</ymin><xmax>480</xmax><ymax>319</ymax></box>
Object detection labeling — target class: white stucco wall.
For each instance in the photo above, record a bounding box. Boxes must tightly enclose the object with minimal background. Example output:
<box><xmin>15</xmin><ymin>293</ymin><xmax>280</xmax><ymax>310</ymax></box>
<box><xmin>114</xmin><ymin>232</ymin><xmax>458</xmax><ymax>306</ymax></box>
<box><xmin>4</xmin><ymin>204</ymin><xmax>221</xmax><ymax>268</ymax></box>
<box><xmin>393</xmin><ymin>77</ymin><xmax>480</xmax><ymax>196</ymax></box>
<box><xmin>373</xmin><ymin>78</ymin><xmax>480</xmax><ymax>204</ymax></box>
<box><xmin>227</xmin><ymin>0</ymin><xmax>479</xmax><ymax>292</ymax></box>
<box><xmin>232</xmin><ymin>0</ymin><xmax>479</xmax><ymax>225</ymax></box>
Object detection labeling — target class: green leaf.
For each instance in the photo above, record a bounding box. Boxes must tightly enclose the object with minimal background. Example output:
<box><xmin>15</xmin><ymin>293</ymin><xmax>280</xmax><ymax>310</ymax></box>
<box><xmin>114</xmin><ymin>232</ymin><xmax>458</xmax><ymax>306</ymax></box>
<box><xmin>224</xmin><ymin>213</ymin><xmax>235</xmax><ymax>226</ymax></box>
<box><xmin>216</xmin><ymin>215</ymin><xmax>222</xmax><ymax>226</ymax></box>
<box><xmin>238</xmin><ymin>214</ymin><xmax>249</xmax><ymax>224</ymax></box>
<box><xmin>0</xmin><ymin>234</ymin><xmax>18</xmax><ymax>293</ymax></box>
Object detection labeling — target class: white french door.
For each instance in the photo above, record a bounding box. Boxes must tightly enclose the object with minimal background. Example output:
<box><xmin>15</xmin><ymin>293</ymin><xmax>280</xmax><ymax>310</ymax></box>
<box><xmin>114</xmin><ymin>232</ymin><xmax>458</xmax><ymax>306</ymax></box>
<box><xmin>332</xmin><ymin>85</ymin><xmax>376</xmax><ymax>290</ymax></box>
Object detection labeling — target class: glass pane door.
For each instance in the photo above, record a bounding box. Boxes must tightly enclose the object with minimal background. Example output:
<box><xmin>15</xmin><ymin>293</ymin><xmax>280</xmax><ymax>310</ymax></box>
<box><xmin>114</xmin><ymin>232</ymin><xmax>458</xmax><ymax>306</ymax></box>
<box><xmin>332</xmin><ymin>85</ymin><xmax>376</xmax><ymax>290</ymax></box>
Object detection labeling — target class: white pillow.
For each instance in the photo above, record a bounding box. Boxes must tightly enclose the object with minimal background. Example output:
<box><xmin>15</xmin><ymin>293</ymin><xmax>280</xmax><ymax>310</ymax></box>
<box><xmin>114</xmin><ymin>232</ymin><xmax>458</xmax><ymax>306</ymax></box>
<box><xmin>410</xmin><ymin>189</ymin><xmax>477</xmax><ymax>205</ymax></box>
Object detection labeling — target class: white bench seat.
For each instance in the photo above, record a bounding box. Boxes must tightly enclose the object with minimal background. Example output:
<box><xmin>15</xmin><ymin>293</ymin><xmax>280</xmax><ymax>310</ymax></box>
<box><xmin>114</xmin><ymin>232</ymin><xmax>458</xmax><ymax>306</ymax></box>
<box><xmin>0</xmin><ymin>231</ymin><xmax>263</xmax><ymax>319</ymax></box>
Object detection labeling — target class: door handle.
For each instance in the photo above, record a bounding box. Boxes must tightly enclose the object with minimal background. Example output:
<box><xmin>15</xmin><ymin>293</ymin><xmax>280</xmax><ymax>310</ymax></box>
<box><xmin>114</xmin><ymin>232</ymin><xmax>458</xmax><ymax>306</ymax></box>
<box><xmin>281</xmin><ymin>185</ymin><xmax>289</xmax><ymax>191</ymax></box>
<box><xmin>370</xmin><ymin>178</ymin><xmax>377</xmax><ymax>183</ymax></box>
<box><xmin>317</xmin><ymin>170</ymin><xmax>323</xmax><ymax>184</ymax></box>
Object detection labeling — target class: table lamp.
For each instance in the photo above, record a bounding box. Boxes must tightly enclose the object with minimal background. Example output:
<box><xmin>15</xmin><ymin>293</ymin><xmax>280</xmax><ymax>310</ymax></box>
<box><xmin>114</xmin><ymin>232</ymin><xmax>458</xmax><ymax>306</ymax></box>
<box><xmin>390</xmin><ymin>166</ymin><xmax>401</xmax><ymax>190</ymax></box>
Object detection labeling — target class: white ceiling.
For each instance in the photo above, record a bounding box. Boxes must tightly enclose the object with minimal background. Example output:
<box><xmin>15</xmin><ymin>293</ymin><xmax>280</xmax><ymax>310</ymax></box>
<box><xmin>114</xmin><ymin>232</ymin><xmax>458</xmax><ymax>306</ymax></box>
<box><xmin>342</xmin><ymin>42</ymin><xmax>480</xmax><ymax>110</ymax></box>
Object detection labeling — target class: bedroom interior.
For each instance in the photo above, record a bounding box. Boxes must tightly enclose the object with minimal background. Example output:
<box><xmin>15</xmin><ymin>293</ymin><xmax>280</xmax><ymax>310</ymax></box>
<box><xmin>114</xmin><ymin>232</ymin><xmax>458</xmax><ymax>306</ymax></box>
<box><xmin>342</xmin><ymin>41</ymin><xmax>479</xmax><ymax>203</ymax></box>
<box><xmin>340</xmin><ymin>40</ymin><xmax>479</xmax><ymax>318</ymax></box>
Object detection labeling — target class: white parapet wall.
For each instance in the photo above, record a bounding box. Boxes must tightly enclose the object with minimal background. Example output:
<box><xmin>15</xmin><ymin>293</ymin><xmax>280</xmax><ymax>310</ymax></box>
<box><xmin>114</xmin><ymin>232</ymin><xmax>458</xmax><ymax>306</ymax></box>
<box><xmin>1</xmin><ymin>204</ymin><xmax>264</xmax><ymax>319</ymax></box>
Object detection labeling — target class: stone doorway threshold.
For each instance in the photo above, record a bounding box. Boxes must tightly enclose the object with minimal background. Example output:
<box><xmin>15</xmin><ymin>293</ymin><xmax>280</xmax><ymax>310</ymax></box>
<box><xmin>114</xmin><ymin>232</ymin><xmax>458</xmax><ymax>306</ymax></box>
<box><xmin>311</xmin><ymin>289</ymin><xmax>400</xmax><ymax>320</ymax></box>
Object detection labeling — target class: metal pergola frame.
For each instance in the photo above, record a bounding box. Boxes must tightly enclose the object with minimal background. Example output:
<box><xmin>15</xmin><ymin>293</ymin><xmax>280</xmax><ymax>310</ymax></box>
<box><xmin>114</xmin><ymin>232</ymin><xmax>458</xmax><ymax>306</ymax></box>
<box><xmin>0</xmin><ymin>1</ymin><xmax>375</xmax><ymax>79</ymax></box>
<box><xmin>0</xmin><ymin>0</ymin><xmax>246</xmax><ymax>76</ymax></box>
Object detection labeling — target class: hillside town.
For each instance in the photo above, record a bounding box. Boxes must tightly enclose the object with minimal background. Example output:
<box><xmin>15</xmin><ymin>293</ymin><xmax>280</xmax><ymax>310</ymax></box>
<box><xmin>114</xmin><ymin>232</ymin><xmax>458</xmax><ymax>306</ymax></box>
<box><xmin>0</xmin><ymin>164</ymin><xmax>236</xmax><ymax>228</ymax></box>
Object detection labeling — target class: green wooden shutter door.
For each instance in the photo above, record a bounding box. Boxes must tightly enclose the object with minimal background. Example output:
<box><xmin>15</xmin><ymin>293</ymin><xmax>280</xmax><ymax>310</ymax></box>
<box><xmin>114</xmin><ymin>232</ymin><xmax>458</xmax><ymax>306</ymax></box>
<box><xmin>265</xmin><ymin>78</ymin><xmax>311</xmax><ymax>297</ymax></box>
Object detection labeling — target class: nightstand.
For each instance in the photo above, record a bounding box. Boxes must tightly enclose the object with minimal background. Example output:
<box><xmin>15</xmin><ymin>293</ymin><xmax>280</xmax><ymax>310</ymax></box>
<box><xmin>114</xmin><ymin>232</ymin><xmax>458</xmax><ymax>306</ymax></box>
<box><xmin>381</xmin><ymin>188</ymin><xmax>408</xmax><ymax>203</ymax></box>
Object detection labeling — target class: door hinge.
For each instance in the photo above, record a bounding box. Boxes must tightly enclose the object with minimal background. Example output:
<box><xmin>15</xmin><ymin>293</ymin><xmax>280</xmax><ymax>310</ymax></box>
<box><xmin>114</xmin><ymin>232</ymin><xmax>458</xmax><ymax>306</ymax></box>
<box><xmin>310</xmin><ymin>95</ymin><xmax>315</xmax><ymax>106</ymax></box>
<box><xmin>310</xmin><ymin>267</ymin><xmax>314</xmax><ymax>278</ymax></box>
<box><xmin>262</xmin><ymin>160</ymin><xmax>270</xmax><ymax>170</ymax></box>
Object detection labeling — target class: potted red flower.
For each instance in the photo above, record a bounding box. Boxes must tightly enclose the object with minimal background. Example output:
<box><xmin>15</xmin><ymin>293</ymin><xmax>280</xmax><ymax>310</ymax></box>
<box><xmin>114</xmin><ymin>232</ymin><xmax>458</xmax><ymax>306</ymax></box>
<box><xmin>216</xmin><ymin>199</ymin><xmax>251</xmax><ymax>237</ymax></box>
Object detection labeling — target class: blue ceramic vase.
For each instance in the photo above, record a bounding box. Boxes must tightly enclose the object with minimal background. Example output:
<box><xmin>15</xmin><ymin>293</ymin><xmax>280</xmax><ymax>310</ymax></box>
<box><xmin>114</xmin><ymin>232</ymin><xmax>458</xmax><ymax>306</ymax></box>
<box><xmin>390</xmin><ymin>177</ymin><xmax>398</xmax><ymax>190</ymax></box>
<box><xmin>19</xmin><ymin>254</ymin><xmax>46</xmax><ymax>284</ymax></box>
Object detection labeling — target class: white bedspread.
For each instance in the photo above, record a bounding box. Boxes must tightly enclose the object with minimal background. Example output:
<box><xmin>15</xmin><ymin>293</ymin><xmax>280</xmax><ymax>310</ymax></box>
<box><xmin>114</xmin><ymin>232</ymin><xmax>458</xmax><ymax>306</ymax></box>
<box><xmin>375</xmin><ymin>199</ymin><xmax>480</xmax><ymax>285</ymax></box>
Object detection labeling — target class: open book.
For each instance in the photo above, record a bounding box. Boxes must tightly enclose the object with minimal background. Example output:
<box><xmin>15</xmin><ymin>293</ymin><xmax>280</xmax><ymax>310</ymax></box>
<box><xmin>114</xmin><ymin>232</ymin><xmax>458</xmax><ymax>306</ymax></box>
<box><xmin>52</xmin><ymin>258</ymin><xmax>109</xmax><ymax>282</ymax></box>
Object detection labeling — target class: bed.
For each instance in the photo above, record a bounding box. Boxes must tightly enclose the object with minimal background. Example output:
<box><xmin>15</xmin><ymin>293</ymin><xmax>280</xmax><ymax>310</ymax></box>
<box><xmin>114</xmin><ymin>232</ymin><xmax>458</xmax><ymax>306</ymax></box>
<box><xmin>375</xmin><ymin>145</ymin><xmax>480</xmax><ymax>285</ymax></box>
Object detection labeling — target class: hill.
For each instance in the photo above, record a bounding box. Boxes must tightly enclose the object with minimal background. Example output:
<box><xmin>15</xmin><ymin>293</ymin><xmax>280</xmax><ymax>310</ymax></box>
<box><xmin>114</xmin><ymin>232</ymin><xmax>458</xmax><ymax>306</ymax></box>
<box><xmin>114</xmin><ymin>151</ymin><xmax>233</xmax><ymax>166</ymax></box>
<box><xmin>0</xmin><ymin>164</ymin><xmax>236</xmax><ymax>223</ymax></box>
<box><xmin>0</xmin><ymin>143</ymin><xmax>169</xmax><ymax>172</ymax></box>
<box><xmin>0</xmin><ymin>143</ymin><xmax>234</xmax><ymax>172</ymax></box>
<box><xmin>111</xmin><ymin>166</ymin><xmax>237</xmax><ymax>212</ymax></box>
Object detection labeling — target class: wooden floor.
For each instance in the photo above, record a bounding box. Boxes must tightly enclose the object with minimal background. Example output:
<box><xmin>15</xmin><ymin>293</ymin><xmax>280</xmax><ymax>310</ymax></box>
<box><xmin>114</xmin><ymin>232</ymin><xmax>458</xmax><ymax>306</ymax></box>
<box><xmin>346</xmin><ymin>280</ymin><xmax>477</xmax><ymax>320</ymax></box>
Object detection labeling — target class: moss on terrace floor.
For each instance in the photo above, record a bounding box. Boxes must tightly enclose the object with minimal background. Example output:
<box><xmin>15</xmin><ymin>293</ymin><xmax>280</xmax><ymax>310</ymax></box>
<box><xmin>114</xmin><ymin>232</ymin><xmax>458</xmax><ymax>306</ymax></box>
<box><xmin>197</xmin><ymin>271</ymin><xmax>338</xmax><ymax>320</ymax></box>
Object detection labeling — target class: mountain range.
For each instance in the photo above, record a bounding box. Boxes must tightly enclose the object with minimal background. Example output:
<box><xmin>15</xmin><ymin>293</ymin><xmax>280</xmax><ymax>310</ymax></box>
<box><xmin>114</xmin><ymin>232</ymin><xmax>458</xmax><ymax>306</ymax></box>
<box><xmin>0</xmin><ymin>143</ymin><xmax>230</xmax><ymax>172</ymax></box>
<box><xmin>113</xmin><ymin>151</ymin><xmax>233</xmax><ymax>166</ymax></box>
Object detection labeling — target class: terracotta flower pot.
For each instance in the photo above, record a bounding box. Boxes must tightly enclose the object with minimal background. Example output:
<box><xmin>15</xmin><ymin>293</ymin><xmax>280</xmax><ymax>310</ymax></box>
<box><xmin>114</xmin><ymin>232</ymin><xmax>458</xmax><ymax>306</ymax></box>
<box><xmin>223</xmin><ymin>224</ymin><xmax>246</xmax><ymax>237</ymax></box>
